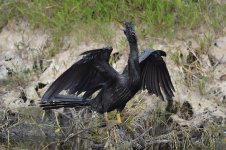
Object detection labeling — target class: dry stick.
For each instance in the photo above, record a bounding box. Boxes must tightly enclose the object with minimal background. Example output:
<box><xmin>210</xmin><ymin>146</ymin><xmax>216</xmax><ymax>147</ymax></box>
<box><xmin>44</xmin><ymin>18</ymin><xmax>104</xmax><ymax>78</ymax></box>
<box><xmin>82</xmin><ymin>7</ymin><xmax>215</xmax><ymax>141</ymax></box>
<box><xmin>41</xmin><ymin>141</ymin><xmax>59</xmax><ymax>150</ymax></box>
<box><xmin>131</xmin><ymin>128</ymin><xmax>184</xmax><ymax>146</ymax></box>
<box><xmin>146</xmin><ymin>130</ymin><xmax>187</xmax><ymax>146</ymax></box>
<box><xmin>61</xmin><ymin>123</ymin><xmax>106</xmax><ymax>145</ymax></box>
<box><xmin>148</xmin><ymin>139</ymin><xmax>172</xmax><ymax>145</ymax></box>
<box><xmin>131</xmin><ymin>127</ymin><xmax>153</xmax><ymax>143</ymax></box>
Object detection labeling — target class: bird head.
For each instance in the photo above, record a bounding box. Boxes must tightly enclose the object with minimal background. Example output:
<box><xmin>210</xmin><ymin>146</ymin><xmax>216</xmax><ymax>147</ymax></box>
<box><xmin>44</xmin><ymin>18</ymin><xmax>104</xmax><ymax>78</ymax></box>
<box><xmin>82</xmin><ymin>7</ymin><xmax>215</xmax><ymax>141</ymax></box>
<box><xmin>115</xmin><ymin>20</ymin><xmax>137</xmax><ymax>42</ymax></box>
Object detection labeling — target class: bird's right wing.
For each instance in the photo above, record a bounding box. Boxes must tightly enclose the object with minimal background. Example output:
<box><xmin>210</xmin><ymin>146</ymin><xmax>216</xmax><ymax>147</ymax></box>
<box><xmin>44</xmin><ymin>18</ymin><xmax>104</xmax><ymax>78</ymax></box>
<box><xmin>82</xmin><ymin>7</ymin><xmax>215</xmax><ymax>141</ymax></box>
<box><xmin>139</xmin><ymin>49</ymin><xmax>175</xmax><ymax>100</ymax></box>
<box><xmin>42</xmin><ymin>47</ymin><xmax>119</xmax><ymax>102</ymax></box>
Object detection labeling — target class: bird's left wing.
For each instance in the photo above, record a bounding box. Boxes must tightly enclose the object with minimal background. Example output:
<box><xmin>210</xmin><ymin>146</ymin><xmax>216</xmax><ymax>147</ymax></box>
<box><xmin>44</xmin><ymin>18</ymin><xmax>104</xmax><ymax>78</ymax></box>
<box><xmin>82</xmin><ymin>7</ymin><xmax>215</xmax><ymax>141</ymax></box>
<box><xmin>42</xmin><ymin>47</ymin><xmax>118</xmax><ymax>102</ymax></box>
<box><xmin>139</xmin><ymin>49</ymin><xmax>175</xmax><ymax>100</ymax></box>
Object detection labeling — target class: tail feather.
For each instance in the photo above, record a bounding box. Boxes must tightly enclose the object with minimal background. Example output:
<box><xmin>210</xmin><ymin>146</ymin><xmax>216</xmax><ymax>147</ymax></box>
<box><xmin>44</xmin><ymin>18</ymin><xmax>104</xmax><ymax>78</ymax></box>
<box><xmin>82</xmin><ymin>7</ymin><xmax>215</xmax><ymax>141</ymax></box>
<box><xmin>40</xmin><ymin>95</ymin><xmax>91</xmax><ymax>110</ymax></box>
<box><xmin>41</xmin><ymin>103</ymin><xmax>86</xmax><ymax>110</ymax></box>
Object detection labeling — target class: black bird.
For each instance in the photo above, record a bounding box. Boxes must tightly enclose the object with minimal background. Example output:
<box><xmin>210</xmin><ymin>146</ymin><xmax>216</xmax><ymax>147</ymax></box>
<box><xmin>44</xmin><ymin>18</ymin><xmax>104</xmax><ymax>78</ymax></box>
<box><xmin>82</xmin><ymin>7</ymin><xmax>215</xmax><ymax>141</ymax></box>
<box><xmin>40</xmin><ymin>21</ymin><xmax>175</xmax><ymax>124</ymax></box>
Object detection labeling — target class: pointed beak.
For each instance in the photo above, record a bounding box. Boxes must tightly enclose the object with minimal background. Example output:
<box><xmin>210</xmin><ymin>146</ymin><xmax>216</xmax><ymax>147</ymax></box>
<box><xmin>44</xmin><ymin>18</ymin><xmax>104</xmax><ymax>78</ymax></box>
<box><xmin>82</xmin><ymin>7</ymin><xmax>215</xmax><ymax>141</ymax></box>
<box><xmin>115</xmin><ymin>19</ymin><xmax>126</xmax><ymax>31</ymax></box>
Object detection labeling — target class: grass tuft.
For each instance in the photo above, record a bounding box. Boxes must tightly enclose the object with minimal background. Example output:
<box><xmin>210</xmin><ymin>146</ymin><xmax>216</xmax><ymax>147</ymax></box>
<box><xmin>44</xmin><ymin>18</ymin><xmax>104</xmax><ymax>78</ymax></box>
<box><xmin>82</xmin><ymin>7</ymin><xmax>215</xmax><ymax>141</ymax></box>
<box><xmin>0</xmin><ymin>0</ymin><xmax>225</xmax><ymax>55</ymax></box>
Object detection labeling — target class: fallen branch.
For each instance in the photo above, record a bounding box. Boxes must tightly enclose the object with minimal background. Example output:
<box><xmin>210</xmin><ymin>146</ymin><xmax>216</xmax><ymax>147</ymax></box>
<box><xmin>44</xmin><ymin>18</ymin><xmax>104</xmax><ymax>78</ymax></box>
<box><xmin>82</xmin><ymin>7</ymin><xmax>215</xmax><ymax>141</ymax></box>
<box><xmin>60</xmin><ymin>123</ymin><xmax>106</xmax><ymax>145</ymax></box>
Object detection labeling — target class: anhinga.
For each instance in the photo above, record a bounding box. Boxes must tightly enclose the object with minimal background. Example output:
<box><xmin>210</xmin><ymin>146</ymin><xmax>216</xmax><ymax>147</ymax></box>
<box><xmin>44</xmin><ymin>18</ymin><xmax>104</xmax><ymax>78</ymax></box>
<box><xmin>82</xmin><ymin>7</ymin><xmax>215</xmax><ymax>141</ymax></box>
<box><xmin>40</xmin><ymin>21</ymin><xmax>175</xmax><ymax>124</ymax></box>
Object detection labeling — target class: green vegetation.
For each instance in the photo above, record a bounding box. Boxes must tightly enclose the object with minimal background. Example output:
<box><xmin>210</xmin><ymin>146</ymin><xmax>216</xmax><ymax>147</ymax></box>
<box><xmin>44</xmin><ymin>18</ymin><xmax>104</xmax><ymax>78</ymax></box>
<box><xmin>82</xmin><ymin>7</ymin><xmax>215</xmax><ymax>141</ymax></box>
<box><xmin>0</xmin><ymin>0</ymin><xmax>225</xmax><ymax>55</ymax></box>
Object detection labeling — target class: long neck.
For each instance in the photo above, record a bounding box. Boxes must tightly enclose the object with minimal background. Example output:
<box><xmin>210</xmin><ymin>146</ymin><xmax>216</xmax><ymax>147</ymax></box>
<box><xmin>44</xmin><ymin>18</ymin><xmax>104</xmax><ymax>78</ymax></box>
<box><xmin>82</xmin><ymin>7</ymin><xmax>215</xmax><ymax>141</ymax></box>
<box><xmin>128</xmin><ymin>40</ymin><xmax>138</xmax><ymax>60</ymax></box>
<box><xmin>126</xmin><ymin>33</ymin><xmax>139</xmax><ymax>60</ymax></box>
<box><xmin>127</xmin><ymin>35</ymin><xmax>140</xmax><ymax>84</ymax></box>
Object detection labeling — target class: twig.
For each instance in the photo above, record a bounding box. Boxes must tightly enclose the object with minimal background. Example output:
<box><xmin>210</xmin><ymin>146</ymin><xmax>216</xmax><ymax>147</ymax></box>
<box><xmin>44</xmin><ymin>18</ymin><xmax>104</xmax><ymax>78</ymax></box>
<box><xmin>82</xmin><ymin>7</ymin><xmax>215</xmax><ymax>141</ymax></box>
<box><xmin>61</xmin><ymin>123</ymin><xmax>106</xmax><ymax>145</ymax></box>
<box><xmin>147</xmin><ymin>131</ymin><xmax>176</xmax><ymax>142</ymax></box>
<box><xmin>131</xmin><ymin>127</ymin><xmax>153</xmax><ymax>143</ymax></box>
<box><xmin>148</xmin><ymin>139</ymin><xmax>172</xmax><ymax>145</ymax></box>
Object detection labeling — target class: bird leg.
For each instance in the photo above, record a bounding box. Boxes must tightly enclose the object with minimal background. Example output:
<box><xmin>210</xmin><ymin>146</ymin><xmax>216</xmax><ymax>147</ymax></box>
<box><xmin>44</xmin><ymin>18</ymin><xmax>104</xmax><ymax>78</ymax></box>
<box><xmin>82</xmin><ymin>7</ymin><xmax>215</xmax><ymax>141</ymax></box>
<box><xmin>116</xmin><ymin>111</ymin><xmax>127</xmax><ymax>138</ymax></box>
<box><xmin>116</xmin><ymin>112</ymin><xmax>122</xmax><ymax>124</ymax></box>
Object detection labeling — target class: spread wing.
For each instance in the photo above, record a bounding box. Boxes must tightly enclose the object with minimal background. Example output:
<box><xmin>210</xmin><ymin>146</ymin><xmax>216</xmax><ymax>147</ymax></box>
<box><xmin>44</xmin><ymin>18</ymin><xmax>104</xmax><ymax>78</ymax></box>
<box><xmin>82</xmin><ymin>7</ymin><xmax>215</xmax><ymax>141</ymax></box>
<box><xmin>139</xmin><ymin>49</ymin><xmax>175</xmax><ymax>100</ymax></box>
<box><xmin>42</xmin><ymin>47</ymin><xmax>119</xmax><ymax>102</ymax></box>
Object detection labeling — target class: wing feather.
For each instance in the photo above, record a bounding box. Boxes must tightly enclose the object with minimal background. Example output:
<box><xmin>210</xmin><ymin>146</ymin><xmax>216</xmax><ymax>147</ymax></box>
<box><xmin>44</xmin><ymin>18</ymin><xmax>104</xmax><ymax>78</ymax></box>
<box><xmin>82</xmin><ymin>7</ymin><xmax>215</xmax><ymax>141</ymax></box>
<box><xmin>162</xmin><ymin>64</ymin><xmax>175</xmax><ymax>91</ymax></box>
<box><xmin>151</xmin><ymin>65</ymin><xmax>158</xmax><ymax>95</ymax></box>
<box><xmin>156</xmin><ymin>69</ymin><xmax>164</xmax><ymax>100</ymax></box>
<box><xmin>139</xmin><ymin>49</ymin><xmax>174</xmax><ymax>101</ymax></box>
<box><xmin>147</xmin><ymin>64</ymin><xmax>153</xmax><ymax>93</ymax></box>
<box><xmin>141</xmin><ymin>63</ymin><xmax>148</xmax><ymax>90</ymax></box>
<box><xmin>42</xmin><ymin>47</ymin><xmax>117</xmax><ymax>102</ymax></box>
<box><xmin>162</xmin><ymin>68</ymin><xmax>174</xmax><ymax>96</ymax></box>
<box><xmin>152</xmin><ymin>65</ymin><xmax>159</xmax><ymax>97</ymax></box>
<box><xmin>159</xmin><ymin>70</ymin><xmax>172</xmax><ymax>99</ymax></box>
